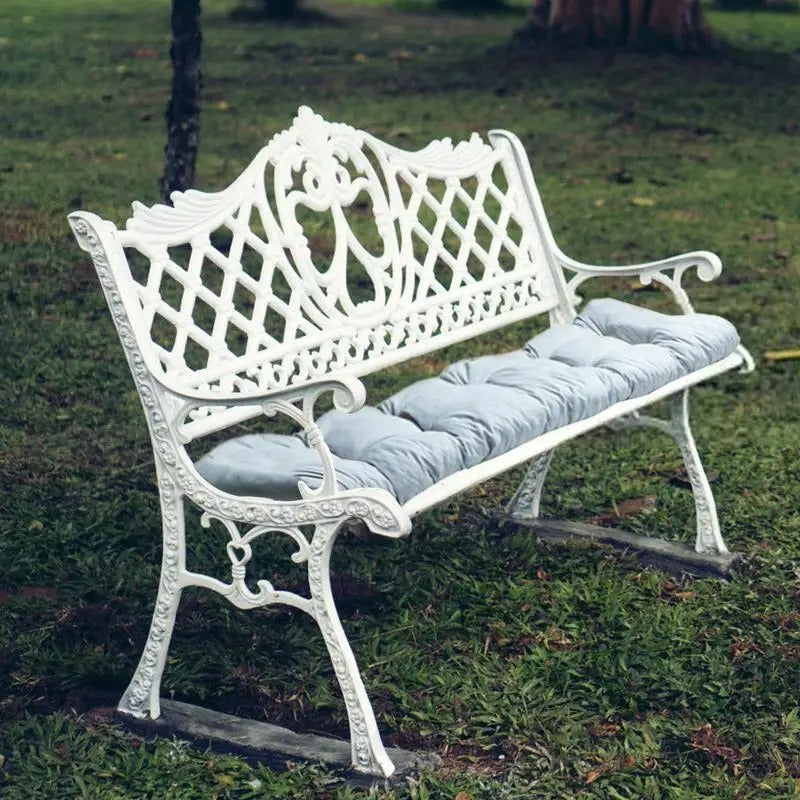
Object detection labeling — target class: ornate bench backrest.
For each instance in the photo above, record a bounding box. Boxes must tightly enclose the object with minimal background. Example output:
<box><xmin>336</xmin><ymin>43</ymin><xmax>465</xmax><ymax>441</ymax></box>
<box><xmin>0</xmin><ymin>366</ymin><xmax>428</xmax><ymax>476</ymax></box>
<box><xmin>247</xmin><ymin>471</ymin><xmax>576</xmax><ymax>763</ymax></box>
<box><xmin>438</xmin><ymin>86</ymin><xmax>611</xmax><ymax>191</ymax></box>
<box><xmin>71</xmin><ymin>107</ymin><xmax>571</xmax><ymax>400</ymax></box>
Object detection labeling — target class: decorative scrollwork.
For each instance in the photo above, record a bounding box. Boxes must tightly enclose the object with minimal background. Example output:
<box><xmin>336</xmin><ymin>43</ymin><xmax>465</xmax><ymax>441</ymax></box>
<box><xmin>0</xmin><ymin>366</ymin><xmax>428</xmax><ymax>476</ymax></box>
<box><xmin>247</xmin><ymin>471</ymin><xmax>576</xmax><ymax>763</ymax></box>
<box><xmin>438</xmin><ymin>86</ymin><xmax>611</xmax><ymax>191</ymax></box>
<box><xmin>69</xmin><ymin>212</ymin><xmax>410</xmax><ymax>540</ymax></box>
<box><xmin>120</xmin><ymin>471</ymin><xmax>184</xmax><ymax>719</ymax></box>
<box><xmin>76</xmin><ymin>106</ymin><xmax>560</xmax><ymax>400</ymax></box>
<box><xmin>189</xmin><ymin>513</ymin><xmax>314</xmax><ymax>612</ymax></box>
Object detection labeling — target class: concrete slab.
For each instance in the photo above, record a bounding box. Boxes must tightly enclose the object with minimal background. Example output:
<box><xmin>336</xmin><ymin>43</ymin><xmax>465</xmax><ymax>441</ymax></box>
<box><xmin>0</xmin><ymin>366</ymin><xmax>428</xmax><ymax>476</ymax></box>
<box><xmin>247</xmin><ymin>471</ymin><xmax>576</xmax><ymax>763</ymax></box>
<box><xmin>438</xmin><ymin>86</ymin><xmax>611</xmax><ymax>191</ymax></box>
<box><xmin>501</xmin><ymin>517</ymin><xmax>742</xmax><ymax>578</ymax></box>
<box><xmin>117</xmin><ymin>700</ymin><xmax>438</xmax><ymax>787</ymax></box>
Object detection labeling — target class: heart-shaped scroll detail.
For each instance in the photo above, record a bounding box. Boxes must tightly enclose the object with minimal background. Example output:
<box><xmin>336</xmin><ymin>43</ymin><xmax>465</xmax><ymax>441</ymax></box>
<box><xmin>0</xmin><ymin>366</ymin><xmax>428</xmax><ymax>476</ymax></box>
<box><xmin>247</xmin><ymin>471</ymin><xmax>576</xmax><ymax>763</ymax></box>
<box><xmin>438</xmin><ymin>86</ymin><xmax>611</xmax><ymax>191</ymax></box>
<box><xmin>226</xmin><ymin>540</ymin><xmax>252</xmax><ymax>567</ymax></box>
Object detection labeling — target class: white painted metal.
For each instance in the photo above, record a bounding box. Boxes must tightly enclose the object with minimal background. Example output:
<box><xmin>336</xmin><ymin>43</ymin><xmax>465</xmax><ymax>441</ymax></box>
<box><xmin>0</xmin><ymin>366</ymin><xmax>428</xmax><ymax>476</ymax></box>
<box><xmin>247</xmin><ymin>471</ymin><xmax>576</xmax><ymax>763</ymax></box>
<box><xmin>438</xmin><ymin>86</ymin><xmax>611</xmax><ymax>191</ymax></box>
<box><xmin>504</xmin><ymin>386</ymin><xmax>732</xmax><ymax>554</ymax></box>
<box><xmin>506</xmin><ymin>450</ymin><xmax>553</xmax><ymax>521</ymax></box>
<box><xmin>70</xmin><ymin>210</ymin><xmax>410</xmax><ymax>778</ymax></box>
<box><xmin>112</xmin><ymin>106</ymin><xmax>560</xmax><ymax>404</ymax></box>
<box><xmin>605</xmin><ymin>390</ymin><xmax>728</xmax><ymax>554</ymax></box>
<box><xmin>69</xmin><ymin>106</ymin><xmax>752</xmax><ymax>778</ymax></box>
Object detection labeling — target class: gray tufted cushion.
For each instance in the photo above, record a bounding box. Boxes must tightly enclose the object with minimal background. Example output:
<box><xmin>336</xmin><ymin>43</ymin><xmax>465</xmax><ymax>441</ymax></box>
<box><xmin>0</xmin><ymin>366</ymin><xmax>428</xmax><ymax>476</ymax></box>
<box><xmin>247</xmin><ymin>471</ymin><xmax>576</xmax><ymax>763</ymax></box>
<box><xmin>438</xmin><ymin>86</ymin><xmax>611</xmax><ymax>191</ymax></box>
<box><xmin>196</xmin><ymin>299</ymin><xmax>740</xmax><ymax>504</ymax></box>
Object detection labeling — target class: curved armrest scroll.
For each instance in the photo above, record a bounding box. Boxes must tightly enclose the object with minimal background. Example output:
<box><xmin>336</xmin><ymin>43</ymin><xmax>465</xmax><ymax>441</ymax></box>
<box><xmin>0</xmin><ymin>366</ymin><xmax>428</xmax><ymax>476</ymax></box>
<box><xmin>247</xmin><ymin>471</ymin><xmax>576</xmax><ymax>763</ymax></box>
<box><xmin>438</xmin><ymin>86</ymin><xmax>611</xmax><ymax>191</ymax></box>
<box><xmin>558</xmin><ymin>248</ymin><xmax>722</xmax><ymax>314</ymax></box>
<box><xmin>166</xmin><ymin>373</ymin><xmax>367</xmax><ymax>416</ymax></box>
<box><xmin>166</xmin><ymin>375</ymin><xmax>367</xmax><ymax>500</ymax></box>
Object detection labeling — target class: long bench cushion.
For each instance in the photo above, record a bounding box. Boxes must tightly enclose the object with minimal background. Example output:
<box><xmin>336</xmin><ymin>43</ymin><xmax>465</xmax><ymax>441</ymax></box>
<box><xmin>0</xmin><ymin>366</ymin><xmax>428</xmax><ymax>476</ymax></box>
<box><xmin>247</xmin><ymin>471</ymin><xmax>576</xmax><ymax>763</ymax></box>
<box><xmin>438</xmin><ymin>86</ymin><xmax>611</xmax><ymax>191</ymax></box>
<box><xmin>196</xmin><ymin>298</ymin><xmax>740</xmax><ymax>504</ymax></box>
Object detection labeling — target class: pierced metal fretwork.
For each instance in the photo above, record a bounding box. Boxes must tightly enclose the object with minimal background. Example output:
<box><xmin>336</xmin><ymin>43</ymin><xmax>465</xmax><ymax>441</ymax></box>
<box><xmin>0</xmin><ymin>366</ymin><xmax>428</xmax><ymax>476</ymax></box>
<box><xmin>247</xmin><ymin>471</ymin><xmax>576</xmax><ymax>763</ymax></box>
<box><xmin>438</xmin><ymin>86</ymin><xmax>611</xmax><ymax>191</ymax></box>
<box><xmin>110</xmin><ymin>106</ymin><xmax>560</xmax><ymax>400</ymax></box>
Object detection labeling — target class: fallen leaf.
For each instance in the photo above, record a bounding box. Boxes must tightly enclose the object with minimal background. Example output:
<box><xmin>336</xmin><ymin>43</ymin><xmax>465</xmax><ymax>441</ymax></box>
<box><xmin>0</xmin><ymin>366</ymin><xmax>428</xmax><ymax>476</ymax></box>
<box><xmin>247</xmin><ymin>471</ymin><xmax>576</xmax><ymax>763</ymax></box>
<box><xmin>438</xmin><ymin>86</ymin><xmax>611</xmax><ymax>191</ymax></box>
<box><xmin>594</xmin><ymin>198</ymin><xmax>605</xmax><ymax>207</ymax></box>
<box><xmin>543</xmin><ymin>627</ymin><xmax>573</xmax><ymax>649</ymax></box>
<box><xmin>669</xmin><ymin>466</ymin><xmax>718</xmax><ymax>488</ymax></box>
<box><xmin>689</xmin><ymin>724</ymin><xmax>746</xmax><ymax>774</ymax></box>
<box><xmin>765</xmin><ymin>349</ymin><xmax>800</xmax><ymax>362</ymax></box>
<box><xmin>730</xmin><ymin>638</ymin><xmax>764</xmax><ymax>662</ymax></box>
<box><xmin>132</xmin><ymin>47</ymin><xmax>159</xmax><ymax>59</ymax></box>
<box><xmin>454</xmin><ymin>793</ymin><xmax>472</xmax><ymax>800</ymax></box>
<box><xmin>585</xmin><ymin>769</ymin><xmax>603</xmax><ymax>784</ymax></box>
<box><xmin>590</xmin><ymin>495</ymin><xmax>657</xmax><ymax>524</ymax></box>
<box><xmin>615</xmin><ymin>496</ymin><xmax>657</xmax><ymax>516</ymax></box>
<box><xmin>632</xmin><ymin>196</ymin><xmax>656</xmax><ymax>207</ymax></box>
<box><xmin>353</xmin><ymin>53</ymin><xmax>368</xmax><ymax>63</ymax></box>
<box><xmin>216</xmin><ymin>100</ymin><xmax>229</xmax><ymax>111</ymax></box>
<box><xmin>660</xmin><ymin>581</ymin><xmax>696</xmax><ymax>603</ymax></box>
<box><xmin>589</xmin><ymin>719</ymin><xmax>622</xmax><ymax>738</ymax></box>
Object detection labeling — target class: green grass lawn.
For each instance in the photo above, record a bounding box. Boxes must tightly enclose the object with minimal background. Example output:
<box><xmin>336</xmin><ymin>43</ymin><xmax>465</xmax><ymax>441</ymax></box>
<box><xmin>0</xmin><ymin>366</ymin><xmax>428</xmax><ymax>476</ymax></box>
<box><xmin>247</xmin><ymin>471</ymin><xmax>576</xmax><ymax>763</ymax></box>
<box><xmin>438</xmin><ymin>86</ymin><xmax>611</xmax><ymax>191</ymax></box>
<box><xmin>2</xmin><ymin>0</ymin><xmax>800</xmax><ymax>797</ymax></box>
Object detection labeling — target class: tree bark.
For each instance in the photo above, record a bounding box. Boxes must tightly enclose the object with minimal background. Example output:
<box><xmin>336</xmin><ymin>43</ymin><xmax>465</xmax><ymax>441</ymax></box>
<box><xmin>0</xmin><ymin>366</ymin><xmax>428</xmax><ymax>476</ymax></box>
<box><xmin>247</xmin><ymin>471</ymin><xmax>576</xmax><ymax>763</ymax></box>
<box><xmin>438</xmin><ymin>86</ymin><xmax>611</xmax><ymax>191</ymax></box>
<box><xmin>160</xmin><ymin>0</ymin><xmax>203</xmax><ymax>204</ymax></box>
<box><xmin>529</xmin><ymin>0</ymin><xmax>713</xmax><ymax>50</ymax></box>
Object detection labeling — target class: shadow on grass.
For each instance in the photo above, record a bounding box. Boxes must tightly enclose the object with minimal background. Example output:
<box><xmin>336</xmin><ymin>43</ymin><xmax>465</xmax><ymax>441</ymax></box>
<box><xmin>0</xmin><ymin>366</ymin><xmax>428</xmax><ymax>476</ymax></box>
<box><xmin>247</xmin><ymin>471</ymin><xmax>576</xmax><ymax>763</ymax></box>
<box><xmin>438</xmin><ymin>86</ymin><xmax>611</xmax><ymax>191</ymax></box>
<box><xmin>229</xmin><ymin>1</ymin><xmax>342</xmax><ymax>25</ymax></box>
<box><xmin>713</xmin><ymin>0</ymin><xmax>798</xmax><ymax>11</ymax></box>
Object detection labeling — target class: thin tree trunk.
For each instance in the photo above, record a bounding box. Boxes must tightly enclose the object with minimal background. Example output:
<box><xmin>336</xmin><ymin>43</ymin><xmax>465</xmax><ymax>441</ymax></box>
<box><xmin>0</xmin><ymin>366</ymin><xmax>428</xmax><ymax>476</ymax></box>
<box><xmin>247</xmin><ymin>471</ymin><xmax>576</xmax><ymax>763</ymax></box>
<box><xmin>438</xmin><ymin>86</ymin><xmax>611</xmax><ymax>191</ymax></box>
<box><xmin>160</xmin><ymin>0</ymin><xmax>202</xmax><ymax>203</ymax></box>
<box><xmin>528</xmin><ymin>0</ymin><xmax>713</xmax><ymax>50</ymax></box>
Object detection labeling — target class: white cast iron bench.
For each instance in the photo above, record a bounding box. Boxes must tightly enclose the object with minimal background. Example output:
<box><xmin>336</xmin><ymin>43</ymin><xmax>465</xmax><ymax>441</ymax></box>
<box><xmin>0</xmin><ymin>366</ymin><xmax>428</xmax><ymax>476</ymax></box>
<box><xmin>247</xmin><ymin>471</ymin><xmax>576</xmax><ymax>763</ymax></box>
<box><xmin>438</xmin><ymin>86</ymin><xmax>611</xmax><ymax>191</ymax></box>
<box><xmin>69</xmin><ymin>106</ymin><xmax>753</xmax><ymax>778</ymax></box>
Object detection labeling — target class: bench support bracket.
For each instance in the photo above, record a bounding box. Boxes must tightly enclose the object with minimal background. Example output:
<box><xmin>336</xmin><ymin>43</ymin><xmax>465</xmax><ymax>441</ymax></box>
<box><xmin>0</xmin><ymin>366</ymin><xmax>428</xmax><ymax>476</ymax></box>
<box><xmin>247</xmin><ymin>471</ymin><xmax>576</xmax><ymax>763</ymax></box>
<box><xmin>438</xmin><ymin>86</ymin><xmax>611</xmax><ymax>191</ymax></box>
<box><xmin>506</xmin><ymin>388</ymin><xmax>730</xmax><ymax>556</ymax></box>
<box><xmin>610</xmin><ymin>388</ymin><xmax>728</xmax><ymax>555</ymax></box>
<box><xmin>117</xmin><ymin>470</ymin><xmax>402</xmax><ymax>777</ymax></box>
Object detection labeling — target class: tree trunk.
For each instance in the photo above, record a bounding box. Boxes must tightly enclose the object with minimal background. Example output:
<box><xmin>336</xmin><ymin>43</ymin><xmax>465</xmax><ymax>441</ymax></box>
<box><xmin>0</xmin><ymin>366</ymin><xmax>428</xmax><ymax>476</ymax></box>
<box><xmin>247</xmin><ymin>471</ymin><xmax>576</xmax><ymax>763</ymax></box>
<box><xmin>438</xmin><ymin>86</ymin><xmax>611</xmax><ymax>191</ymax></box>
<box><xmin>160</xmin><ymin>0</ymin><xmax>203</xmax><ymax>203</ymax></box>
<box><xmin>529</xmin><ymin>0</ymin><xmax>713</xmax><ymax>50</ymax></box>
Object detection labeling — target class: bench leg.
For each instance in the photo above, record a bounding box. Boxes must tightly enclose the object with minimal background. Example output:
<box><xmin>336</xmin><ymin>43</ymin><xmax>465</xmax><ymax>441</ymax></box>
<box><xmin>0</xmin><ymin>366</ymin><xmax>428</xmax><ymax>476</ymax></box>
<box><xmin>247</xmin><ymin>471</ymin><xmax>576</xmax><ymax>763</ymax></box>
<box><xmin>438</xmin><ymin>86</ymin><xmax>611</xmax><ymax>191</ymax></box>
<box><xmin>308</xmin><ymin>520</ymin><xmax>396</xmax><ymax>778</ymax></box>
<box><xmin>506</xmin><ymin>450</ymin><xmax>554</xmax><ymax>520</ymax></box>
<box><xmin>613</xmin><ymin>389</ymin><xmax>728</xmax><ymax>555</ymax></box>
<box><xmin>668</xmin><ymin>389</ymin><xmax>727</xmax><ymax>555</ymax></box>
<box><xmin>118</xmin><ymin>475</ymin><xmax>185</xmax><ymax>720</ymax></box>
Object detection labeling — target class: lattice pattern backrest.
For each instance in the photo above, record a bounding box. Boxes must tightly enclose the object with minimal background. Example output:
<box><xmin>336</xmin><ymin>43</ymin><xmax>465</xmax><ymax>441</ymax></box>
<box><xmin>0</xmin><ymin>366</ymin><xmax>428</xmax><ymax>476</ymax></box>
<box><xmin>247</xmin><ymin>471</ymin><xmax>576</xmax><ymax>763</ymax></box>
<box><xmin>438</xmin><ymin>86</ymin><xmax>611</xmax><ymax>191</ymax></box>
<box><xmin>116</xmin><ymin>107</ymin><xmax>561</xmax><ymax>396</ymax></box>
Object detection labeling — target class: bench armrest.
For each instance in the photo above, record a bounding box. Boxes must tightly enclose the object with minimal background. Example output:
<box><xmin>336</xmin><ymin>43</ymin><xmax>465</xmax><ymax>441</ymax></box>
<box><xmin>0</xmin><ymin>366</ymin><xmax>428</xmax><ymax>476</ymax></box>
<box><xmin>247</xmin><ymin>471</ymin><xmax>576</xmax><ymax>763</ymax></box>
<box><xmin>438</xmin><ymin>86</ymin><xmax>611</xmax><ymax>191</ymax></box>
<box><xmin>151</xmin><ymin>374</ymin><xmax>411</xmax><ymax>538</ymax></box>
<box><xmin>555</xmin><ymin>247</ymin><xmax>755</xmax><ymax>373</ymax></box>
<box><xmin>556</xmin><ymin>248</ymin><xmax>721</xmax><ymax>313</ymax></box>
<box><xmin>162</xmin><ymin>372</ymin><xmax>366</xmax><ymax>443</ymax></box>
<box><xmin>159</xmin><ymin>375</ymin><xmax>365</xmax><ymax>505</ymax></box>
<box><xmin>166</xmin><ymin>374</ymin><xmax>367</xmax><ymax>414</ymax></box>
